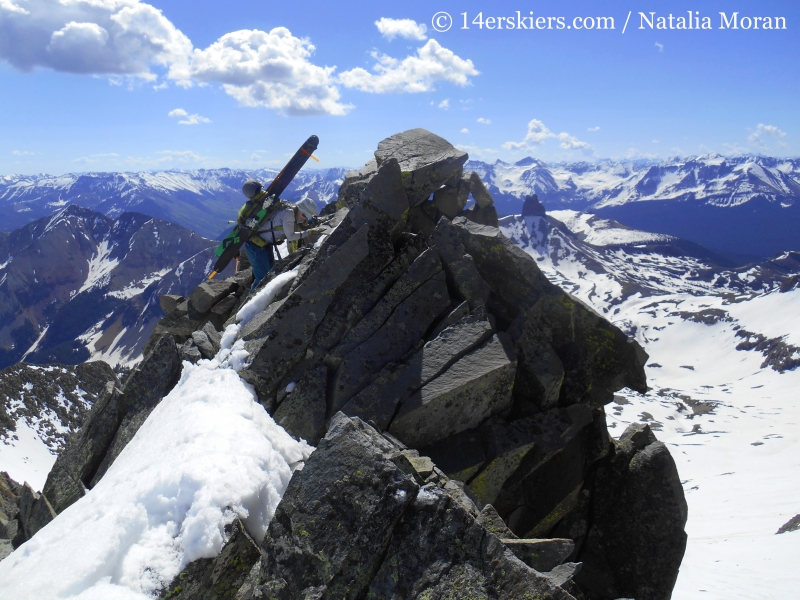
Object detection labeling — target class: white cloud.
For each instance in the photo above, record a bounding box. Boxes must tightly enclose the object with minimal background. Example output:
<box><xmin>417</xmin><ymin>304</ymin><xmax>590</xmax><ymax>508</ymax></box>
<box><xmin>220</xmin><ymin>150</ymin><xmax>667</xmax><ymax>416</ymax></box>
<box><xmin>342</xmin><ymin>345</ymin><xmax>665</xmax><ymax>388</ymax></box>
<box><xmin>455</xmin><ymin>144</ymin><xmax>499</xmax><ymax>160</ymax></box>
<box><xmin>655</xmin><ymin>41</ymin><xmax>664</xmax><ymax>52</ymax></box>
<box><xmin>588</xmin><ymin>126</ymin><xmax>600</xmax><ymax>132</ymax></box>
<box><xmin>748</xmin><ymin>123</ymin><xmax>787</xmax><ymax>145</ymax></box>
<box><xmin>503</xmin><ymin>119</ymin><xmax>592</xmax><ymax>155</ymax></box>
<box><xmin>0</xmin><ymin>2</ymin><xmax>475</xmax><ymax>116</ymax></box>
<box><xmin>0</xmin><ymin>0</ymin><xmax>191</xmax><ymax>77</ymax></box>
<box><xmin>625</xmin><ymin>148</ymin><xmax>659</xmax><ymax>160</ymax></box>
<box><xmin>168</xmin><ymin>108</ymin><xmax>211</xmax><ymax>125</ymax></box>
<box><xmin>374</xmin><ymin>17</ymin><xmax>427</xmax><ymax>41</ymax></box>
<box><xmin>174</xmin><ymin>28</ymin><xmax>351</xmax><ymax>116</ymax></box>
<box><xmin>477</xmin><ymin>117</ymin><xmax>491</xmax><ymax>125</ymax></box>
<box><xmin>338</xmin><ymin>39</ymin><xmax>478</xmax><ymax>93</ymax></box>
<box><xmin>12</xmin><ymin>150</ymin><xmax>34</xmax><ymax>156</ymax></box>
<box><xmin>0</xmin><ymin>0</ymin><xmax>28</xmax><ymax>15</ymax></box>
<box><xmin>722</xmin><ymin>143</ymin><xmax>749</xmax><ymax>155</ymax></box>
<box><xmin>558</xmin><ymin>132</ymin><xmax>592</xmax><ymax>151</ymax></box>
<box><xmin>438</xmin><ymin>99</ymin><xmax>449</xmax><ymax>109</ymax></box>
<box><xmin>502</xmin><ymin>119</ymin><xmax>555</xmax><ymax>149</ymax></box>
<box><xmin>461</xmin><ymin>128</ymin><xmax>469</xmax><ymax>133</ymax></box>
<box><xmin>155</xmin><ymin>150</ymin><xmax>206</xmax><ymax>162</ymax></box>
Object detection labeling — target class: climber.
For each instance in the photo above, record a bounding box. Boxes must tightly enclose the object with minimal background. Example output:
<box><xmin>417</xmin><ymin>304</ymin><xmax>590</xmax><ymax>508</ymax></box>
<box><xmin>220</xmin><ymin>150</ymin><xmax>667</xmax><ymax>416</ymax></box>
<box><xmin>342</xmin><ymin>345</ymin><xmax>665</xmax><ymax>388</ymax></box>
<box><xmin>238</xmin><ymin>179</ymin><xmax>325</xmax><ymax>291</ymax></box>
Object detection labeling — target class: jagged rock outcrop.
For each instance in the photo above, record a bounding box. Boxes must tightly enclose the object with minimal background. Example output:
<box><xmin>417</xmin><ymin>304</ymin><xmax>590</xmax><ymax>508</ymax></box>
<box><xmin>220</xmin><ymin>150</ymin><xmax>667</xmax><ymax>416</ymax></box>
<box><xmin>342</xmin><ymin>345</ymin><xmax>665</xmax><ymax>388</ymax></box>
<box><xmin>239</xmin><ymin>413</ymin><xmax>577</xmax><ymax>599</ymax></box>
<box><xmin>16</xmin><ymin>128</ymin><xmax>685</xmax><ymax>598</ymax></box>
<box><xmin>1</xmin><ymin>335</ymin><xmax>182</xmax><ymax>553</ymax></box>
<box><xmin>0</xmin><ymin>361</ymin><xmax>119</xmax><ymax>454</ymax></box>
<box><xmin>0</xmin><ymin>361</ymin><xmax>120</xmax><ymax>552</ymax></box>
<box><xmin>573</xmin><ymin>423</ymin><xmax>688</xmax><ymax>600</ymax></box>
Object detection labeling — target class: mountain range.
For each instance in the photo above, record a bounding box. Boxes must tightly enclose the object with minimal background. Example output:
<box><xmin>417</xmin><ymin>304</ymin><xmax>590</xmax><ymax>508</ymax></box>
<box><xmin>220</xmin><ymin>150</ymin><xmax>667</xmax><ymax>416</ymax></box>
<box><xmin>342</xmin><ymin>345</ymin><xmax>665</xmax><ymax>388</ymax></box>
<box><xmin>4</xmin><ymin>153</ymin><xmax>800</xmax><ymax>260</ymax></box>
<box><xmin>0</xmin><ymin>205</ymin><xmax>232</xmax><ymax>370</ymax></box>
<box><xmin>1</xmin><ymin>165</ymin><xmax>799</xmax><ymax>596</ymax></box>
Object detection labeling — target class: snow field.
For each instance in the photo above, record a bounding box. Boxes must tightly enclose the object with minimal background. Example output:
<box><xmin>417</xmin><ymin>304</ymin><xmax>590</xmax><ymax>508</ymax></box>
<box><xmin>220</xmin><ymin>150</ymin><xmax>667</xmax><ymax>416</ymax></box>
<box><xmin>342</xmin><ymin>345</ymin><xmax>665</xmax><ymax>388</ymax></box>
<box><xmin>609</xmin><ymin>296</ymin><xmax>800</xmax><ymax>599</ymax></box>
<box><xmin>0</xmin><ymin>270</ymin><xmax>312</xmax><ymax>599</ymax></box>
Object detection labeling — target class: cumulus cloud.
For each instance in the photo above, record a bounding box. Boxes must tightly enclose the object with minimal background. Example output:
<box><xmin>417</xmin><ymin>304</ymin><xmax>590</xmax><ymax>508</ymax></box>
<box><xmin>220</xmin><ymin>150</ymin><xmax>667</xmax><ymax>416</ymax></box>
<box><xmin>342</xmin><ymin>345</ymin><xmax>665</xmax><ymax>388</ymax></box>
<box><xmin>173</xmin><ymin>28</ymin><xmax>350</xmax><ymax>116</ymax></box>
<box><xmin>438</xmin><ymin>99</ymin><xmax>449</xmax><ymax>109</ymax></box>
<box><xmin>588</xmin><ymin>126</ymin><xmax>600</xmax><ymax>132</ymax></box>
<box><xmin>558</xmin><ymin>132</ymin><xmax>591</xmax><ymax>151</ymax></box>
<box><xmin>338</xmin><ymin>39</ymin><xmax>478</xmax><ymax>93</ymax></box>
<box><xmin>12</xmin><ymin>150</ymin><xmax>34</xmax><ymax>156</ymax></box>
<box><xmin>0</xmin><ymin>0</ymin><xmax>28</xmax><ymax>15</ymax></box>
<box><xmin>748</xmin><ymin>123</ymin><xmax>787</xmax><ymax>145</ymax></box>
<box><xmin>504</xmin><ymin>119</ymin><xmax>592</xmax><ymax>154</ymax></box>
<box><xmin>503</xmin><ymin>119</ymin><xmax>555</xmax><ymax>149</ymax></box>
<box><xmin>168</xmin><ymin>108</ymin><xmax>210</xmax><ymax>125</ymax></box>
<box><xmin>477</xmin><ymin>117</ymin><xmax>491</xmax><ymax>124</ymax></box>
<box><xmin>0</xmin><ymin>0</ymin><xmax>191</xmax><ymax>77</ymax></box>
<box><xmin>461</xmin><ymin>128</ymin><xmax>469</xmax><ymax>133</ymax></box>
<box><xmin>0</xmin><ymin>1</ymin><xmax>477</xmax><ymax>115</ymax></box>
<box><xmin>455</xmin><ymin>144</ymin><xmax>499</xmax><ymax>160</ymax></box>
<box><xmin>375</xmin><ymin>17</ymin><xmax>427</xmax><ymax>41</ymax></box>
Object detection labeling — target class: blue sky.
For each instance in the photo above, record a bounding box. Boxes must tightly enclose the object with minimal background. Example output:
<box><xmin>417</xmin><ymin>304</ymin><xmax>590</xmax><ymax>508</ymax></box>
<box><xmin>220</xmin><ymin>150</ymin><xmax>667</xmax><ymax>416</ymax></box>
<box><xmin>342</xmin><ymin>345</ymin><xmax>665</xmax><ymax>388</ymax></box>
<box><xmin>1</xmin><ymin>0</ymin><xmax>797</xmax><ymax>174</ymax></box>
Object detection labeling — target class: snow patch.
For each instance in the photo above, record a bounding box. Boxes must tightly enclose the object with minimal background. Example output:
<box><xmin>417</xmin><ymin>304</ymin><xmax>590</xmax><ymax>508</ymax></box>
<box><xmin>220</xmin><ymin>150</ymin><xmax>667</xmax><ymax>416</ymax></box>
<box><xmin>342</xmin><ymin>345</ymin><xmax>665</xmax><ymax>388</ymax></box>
<box><xmin>78</xmin><ymin>239</ymin><xmax>120</xmax><ymax>295</ymax></box>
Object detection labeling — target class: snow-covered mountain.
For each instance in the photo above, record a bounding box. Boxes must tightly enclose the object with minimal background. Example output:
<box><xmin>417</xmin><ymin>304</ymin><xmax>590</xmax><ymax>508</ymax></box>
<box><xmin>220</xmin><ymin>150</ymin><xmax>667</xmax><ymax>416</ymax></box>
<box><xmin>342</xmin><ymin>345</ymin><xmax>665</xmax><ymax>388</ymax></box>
<box><xmin>472</xmin><ymin>155</ymin><xmax>800</xmax><ymax>260</ymax></box>
<box><xmin>5</xmin><ymin>154</ymin><xmax>800</xmax><ymax>260</ymax></box>
<box><xmin>500</xmin><ymin>209</ymin><xmax>800</xmax><ymax>599</ymax></box>
<box><xmin>0</xmin><ymin>204</ymin><xmax>231</xmax><ymax>370</ymax></box>
<box><xmin>0</xmin><ymin>167</ymin><xmax>346</xmax><ymax>240</ymax></box>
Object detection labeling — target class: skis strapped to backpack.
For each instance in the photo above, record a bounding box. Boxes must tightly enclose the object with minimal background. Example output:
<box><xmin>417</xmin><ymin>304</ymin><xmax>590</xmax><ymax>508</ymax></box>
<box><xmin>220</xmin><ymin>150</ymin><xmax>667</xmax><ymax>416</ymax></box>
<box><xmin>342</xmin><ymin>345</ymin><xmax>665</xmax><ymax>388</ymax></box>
<box><xmin>209</xmin><ymin>135</ymin><xmax>319</xmax><ymax>278</ymax></box>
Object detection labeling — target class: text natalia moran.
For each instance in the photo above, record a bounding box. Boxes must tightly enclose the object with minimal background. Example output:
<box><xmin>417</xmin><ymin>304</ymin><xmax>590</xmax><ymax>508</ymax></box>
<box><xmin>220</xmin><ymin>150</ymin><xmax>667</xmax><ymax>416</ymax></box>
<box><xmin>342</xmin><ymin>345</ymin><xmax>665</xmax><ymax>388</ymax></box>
<box><xmin>639</xmin><ymin>12</ymin><xmax>787</xmax><ymax>30</ymax></box>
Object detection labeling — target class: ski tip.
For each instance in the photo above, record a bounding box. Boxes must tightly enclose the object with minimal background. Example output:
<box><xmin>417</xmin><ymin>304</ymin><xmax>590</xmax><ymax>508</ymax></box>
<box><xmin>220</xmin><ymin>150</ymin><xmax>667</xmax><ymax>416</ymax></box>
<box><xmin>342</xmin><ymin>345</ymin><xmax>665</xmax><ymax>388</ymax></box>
<box><xmin>208</xmin><ymin>270</ymin><xmax>218</xmax><ymax>280</ymax></box>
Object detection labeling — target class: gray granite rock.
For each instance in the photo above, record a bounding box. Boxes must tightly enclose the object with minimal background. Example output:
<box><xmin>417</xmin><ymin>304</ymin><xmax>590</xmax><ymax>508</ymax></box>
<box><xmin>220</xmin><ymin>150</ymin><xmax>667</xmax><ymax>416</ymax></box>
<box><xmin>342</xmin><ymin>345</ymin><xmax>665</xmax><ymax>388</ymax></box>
<box><xmin>89</xmin><ymin>334</ymin><xmax>182</xmax><ymax>486</ymax></box>
<box><xmin>469</xmin><ymin>418</ymin><xmax>536</xmax><ymax>507</ymax></box>
<box><xmin>239</xmin><ymin>225</ymin><xmax>370</xmax><ymax>402</ymax></box>
<box><xmin>338</xmin><ymin>158</ymin><xmax>378</xmax><ymax>209</ymax></box>
<box><xmin>389</xmin><ymin>333</ymin><xmax>517</xmax><ymax>448</ymax></box>
<box><xmin>330</xmin><ymin>271</ymin><xmax>451</xmax><ymax>410</ymax></box>
<box><xmin>502</xmin><ymin>538</ymin><xmax>575</xmax><ymax>573</ymax></box>
<box><xmin>433</xmin><ymin>180</ymin><xmax>468</xmax><ymax>218</ymax></box>
<box><xmin>273</xmin><ymin>365</ymin><xmax>328</xmax><ymax>445</ymax></box>
<box><xmin>468</xmin><ymin>171</ymin><xmax>494</xmax><ymax>208</ymax></box>
<box><xmin>375</xmin><ymin>129</ymin><xmax>468</xmax><ymax>206</ymax></box>
<box><xmin>575</xmin><ymin>423</ymin><xmax>687</xmax><ymax>600</ymax></box>
<box><xmin>189</xmin><ymin>280</ymin><xmax>239</xmax><ymax>316</ymax></box>
<box><xmin>40</xmin><ymin>380</ymin><xmax>121</xmax><ymax>514</ymax></box>
<box><xmin>523</xmin><ymin>294</ymin><xmax>649</xmax><ymax>406</ymax></box>
<box><xmin>340</xmin><ymin>313</ymin><xmax>494</xmax><ymax>431</ymax></box>
<box><xmin>192</xmin><ymin>330</ymin><xmax>216</xmax><ymax>359</ymax></box>
<box><xmin>476</xmin><ymin>504</ymin><xmax>517</xmax><ymax>539</ymax></box>
<box><xmin>364</xmin><ymin>484</ymin><xmax>576</xmax><ymax>600</ymax></box>
<box><xmin>256</xmin><ymin>414</ymin><xmax>419</xmax><ymax>599</ymax></box>
<box><xmin>329</xmin><ymin>247</ymin><xmax>443</xmax><ymax>365</ymax></box>
<box><xmin>431</xmin><ymin>216</ymin><xmax>491</xmax><ymax>310</ymax></box>
<box><xmin>159</xmin><ymin>294</ymin><xmax>185</xmax><ymax>315</ymax></box>
<box><xmin>491</xmin><ymin>405</ymin><xmax>601</xmax><ymax>538</ymax></box>
<box><xmin>160</xmin><ymin>518</ymin><xmax>261</xmax><ymax>600</ymax></box>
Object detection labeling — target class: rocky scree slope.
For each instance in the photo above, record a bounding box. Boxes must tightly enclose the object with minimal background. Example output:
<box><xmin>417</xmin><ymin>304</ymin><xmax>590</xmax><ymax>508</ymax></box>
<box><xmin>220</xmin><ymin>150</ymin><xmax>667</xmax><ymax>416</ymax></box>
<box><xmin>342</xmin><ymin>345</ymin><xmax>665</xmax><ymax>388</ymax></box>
<box><xmin>0</xmin><ymin>205</ymin><xmax>233</xmax><ymax>370</ymax></box>
<box><xmin>9</xmin><ymin>129</ymin><xmax>687</xmax><ymax>600</ymax></box>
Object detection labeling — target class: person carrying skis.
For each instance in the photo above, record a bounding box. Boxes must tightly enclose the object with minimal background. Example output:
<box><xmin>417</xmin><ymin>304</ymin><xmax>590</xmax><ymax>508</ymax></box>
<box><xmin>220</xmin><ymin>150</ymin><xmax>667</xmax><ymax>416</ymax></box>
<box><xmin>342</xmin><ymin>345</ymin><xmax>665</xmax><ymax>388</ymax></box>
<box><xmin>238</xmin><ymin>179</ymin><xmax>324</xmax><ymax>291</ymax></box>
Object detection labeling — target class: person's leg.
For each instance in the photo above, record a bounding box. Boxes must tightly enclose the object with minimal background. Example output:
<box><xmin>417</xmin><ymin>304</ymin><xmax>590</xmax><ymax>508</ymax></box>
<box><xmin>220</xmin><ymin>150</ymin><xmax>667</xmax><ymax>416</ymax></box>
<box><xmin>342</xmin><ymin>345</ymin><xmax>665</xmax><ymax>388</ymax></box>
<box><xmin>244</xmin><ymin>243</ymin><xmax>274</xmax><ymax>292</ymax></box>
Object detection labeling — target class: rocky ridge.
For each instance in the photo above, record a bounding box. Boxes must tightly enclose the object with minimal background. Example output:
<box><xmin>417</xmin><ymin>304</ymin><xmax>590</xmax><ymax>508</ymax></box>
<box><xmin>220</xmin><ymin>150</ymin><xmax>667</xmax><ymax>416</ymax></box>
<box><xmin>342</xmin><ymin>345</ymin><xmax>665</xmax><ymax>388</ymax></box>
<box><xmin>4</xmin><ymin>129</ymin><xmax>687</xmax><ymax>600</ymax></box>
